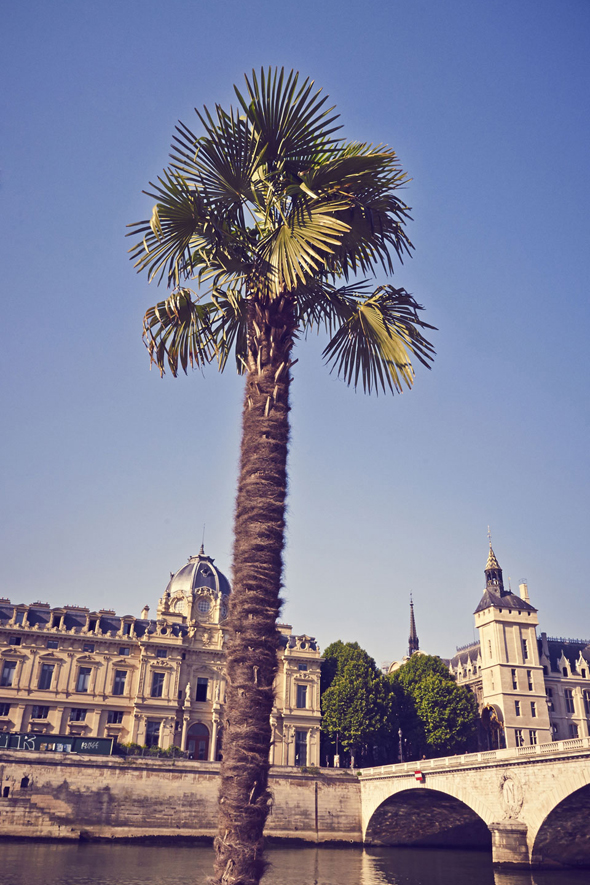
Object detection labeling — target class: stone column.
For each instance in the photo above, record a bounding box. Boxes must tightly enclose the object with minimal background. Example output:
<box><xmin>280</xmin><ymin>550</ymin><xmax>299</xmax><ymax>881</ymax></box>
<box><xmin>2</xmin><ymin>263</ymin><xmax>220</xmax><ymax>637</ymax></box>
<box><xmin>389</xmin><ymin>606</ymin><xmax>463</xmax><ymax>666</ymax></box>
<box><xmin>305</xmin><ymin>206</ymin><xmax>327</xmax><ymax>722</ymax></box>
<box><xmin>55</xmin><ymin>706</ymin><xmax>67</xmax><ymax>733</ymax></box>
<box><xmin>181</xmin><ymin>715</ymin><xmax>190</xmax><ymax>751</ymax></box>
<box><xmin>26</xmin><ymin>650</ymin><xmax>38</xmax><ymax>693</ymax></box>
<box><xmin>14</xmin><ymin>704</ymin><xmax>27</xmax><ymax>732</ymax></box>
<box><xmin>283</xmin><ymin>725</ymin><xmax>293</xmax><ymax>766</ymax></box>
<box><xmin>210</xmin><ymin>715</ymin><xmax>219</xmax><ymax>761</ymax></box>
<box><xmin>91</xmin><ymin>708</ymin><xmax>102</xmax><ymax>737</ymax></box>
<box><xmin>159</xmin><ymin>717</ymin><xmax>175</xmax><ymax>749</ymax></box>
<box><xmin>65</xmin><ymin>653</ymin><xmax>75</xmax><ymax>698</ymax></box>
<box><xmin>136</xmin><ymin>716</ymin><xmax>147</xmax><ymax>746</ymax></box>
<box><xmin>309</xmin><ymin>726</ymin><xmax>320</xmax><ymax>766</ymax></box>
<box><xmin>489</xmin><ymin>821</ymin><xmax>530</xmax><ymax>866</ymax></box>
<box><xmin>574</xmin><ymin>687</ymin><xmax>588</xmax><ymax>737</ymax></box>
<box><xmin>131</xmin><ymin>713</ymin><xmax>142</xmax><ymax>744</ymax></box>
<box><xmin>269</xmin><ymin>715</ymin><xmax>278</xmax><ymax>765</ymax></box>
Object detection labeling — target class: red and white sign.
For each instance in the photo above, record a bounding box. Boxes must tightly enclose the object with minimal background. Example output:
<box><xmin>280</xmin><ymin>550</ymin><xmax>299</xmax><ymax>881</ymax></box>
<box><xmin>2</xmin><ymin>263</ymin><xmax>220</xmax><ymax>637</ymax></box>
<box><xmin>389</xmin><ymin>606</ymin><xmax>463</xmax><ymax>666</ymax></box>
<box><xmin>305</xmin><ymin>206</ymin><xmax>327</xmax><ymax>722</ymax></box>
<box><xmin>414</xmin><ymin>770</ymin><xmax>424</xmax><ymax>782</ymax></box>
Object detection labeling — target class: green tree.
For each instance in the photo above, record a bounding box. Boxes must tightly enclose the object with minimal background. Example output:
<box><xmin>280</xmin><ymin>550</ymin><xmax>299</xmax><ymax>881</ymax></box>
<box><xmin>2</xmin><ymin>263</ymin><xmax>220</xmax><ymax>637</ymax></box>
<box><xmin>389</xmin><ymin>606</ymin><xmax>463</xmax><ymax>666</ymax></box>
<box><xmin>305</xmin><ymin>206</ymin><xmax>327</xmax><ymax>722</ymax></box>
<box><xmin>129</xmin><ymin>68</ymin><xmax>435</xmax><ymax>885</ymax></box>
<box><xmin>391</xmin><ymin>652</ymin><xmax>450</xmax><ymax>692</ymax></box>
<box><xmin>321</xmin><ymin>642</ymin><xmax>397</xmax><ymax>766</ymax></box>
<box><xmin>321</xmin><ymin>640</ymin><xmax>363</xmax><ymax>693</ymax></box>
<box><xmin>413</xmin><ymin>674</ymin><xmax>478</xmax><ymax>755</ymax></box>
<box><xmin>390</xmin><ymin>655</ymin><xmax>478</xmax><ymax>758</ymax></box>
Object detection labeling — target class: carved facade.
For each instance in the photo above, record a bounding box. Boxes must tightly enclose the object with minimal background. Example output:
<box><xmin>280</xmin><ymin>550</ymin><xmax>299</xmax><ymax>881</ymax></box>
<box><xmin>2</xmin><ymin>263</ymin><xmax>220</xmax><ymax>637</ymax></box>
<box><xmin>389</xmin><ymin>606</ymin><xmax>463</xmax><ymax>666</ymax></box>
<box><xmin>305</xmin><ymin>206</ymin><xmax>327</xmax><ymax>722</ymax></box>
<box><xmin>451</xmin><ymin>544</ymin><xmax>590</xmax><ymax>749</ymax></box>
<box><xmin>0</xmin><ymin>549</ymin><xmax>322</xmax><ymax>766</ymax></box>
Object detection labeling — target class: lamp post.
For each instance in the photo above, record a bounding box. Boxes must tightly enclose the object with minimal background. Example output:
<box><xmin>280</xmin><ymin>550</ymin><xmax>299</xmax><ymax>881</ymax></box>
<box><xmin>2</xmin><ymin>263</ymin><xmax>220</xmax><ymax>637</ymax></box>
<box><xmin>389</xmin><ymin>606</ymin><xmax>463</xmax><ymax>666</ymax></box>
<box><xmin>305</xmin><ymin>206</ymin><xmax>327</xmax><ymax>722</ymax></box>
<box><xmin>398</xmin><ymin>727</ymin><xmax>403</xmax><ymax>763</ymax></box>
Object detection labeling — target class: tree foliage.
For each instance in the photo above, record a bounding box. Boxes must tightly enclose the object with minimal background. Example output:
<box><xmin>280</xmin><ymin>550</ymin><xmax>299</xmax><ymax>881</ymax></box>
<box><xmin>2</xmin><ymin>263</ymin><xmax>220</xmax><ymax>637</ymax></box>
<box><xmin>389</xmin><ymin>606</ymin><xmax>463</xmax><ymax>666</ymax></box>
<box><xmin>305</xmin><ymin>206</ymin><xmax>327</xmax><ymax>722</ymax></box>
<box><xmin>389</xmin><ymin>654</ymin><xmax>478</xmax><ymax>758</ymax></box>
<box><xmin>129</xmin><ymin>68</ymin><xmax>436</xmax><ymax>395</ymax></box>
<box><xmin>321</xmin><ymin>641</ymin><xmax>397</xmax><ymax>765</ymax></box>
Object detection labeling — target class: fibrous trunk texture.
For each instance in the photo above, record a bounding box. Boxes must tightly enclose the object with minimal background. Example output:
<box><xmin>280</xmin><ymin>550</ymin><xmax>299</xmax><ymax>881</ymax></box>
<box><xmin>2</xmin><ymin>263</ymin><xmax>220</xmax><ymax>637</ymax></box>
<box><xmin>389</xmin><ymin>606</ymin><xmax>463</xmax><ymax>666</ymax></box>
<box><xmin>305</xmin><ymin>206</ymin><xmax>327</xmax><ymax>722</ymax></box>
<box><xmin>212</xmin><ymin>295</ymin><xmax>295</xmax><ymax>885</ymax></box>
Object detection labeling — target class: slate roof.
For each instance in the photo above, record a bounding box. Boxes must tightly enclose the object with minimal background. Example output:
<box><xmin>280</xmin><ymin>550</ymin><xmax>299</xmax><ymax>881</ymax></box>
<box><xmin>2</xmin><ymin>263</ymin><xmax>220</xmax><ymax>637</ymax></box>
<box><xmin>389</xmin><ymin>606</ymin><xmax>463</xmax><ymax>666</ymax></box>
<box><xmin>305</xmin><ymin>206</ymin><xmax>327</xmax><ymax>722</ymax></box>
<box><xmin>540</xmin><ymin>636</ymin><xmax>590</xmax><ymax>673</ymax></box>
<box><xmin>164</xmin><ymin>548</ymin><xmax>231</xmax><ymax>597</ymax></box>
<box><xmin>450</xmin><ymin>641</ymin><xmax>480</xmax><ymax>670</ymax></box>
<box><xmin>474</xmin><ymin>587</ymin><xmax>537</xmax><ymax>615</ymax></box>
<box><xmin>0</xmin><ymin>600</ymin><xmax>189</xmax><ymax>639</ymax></box>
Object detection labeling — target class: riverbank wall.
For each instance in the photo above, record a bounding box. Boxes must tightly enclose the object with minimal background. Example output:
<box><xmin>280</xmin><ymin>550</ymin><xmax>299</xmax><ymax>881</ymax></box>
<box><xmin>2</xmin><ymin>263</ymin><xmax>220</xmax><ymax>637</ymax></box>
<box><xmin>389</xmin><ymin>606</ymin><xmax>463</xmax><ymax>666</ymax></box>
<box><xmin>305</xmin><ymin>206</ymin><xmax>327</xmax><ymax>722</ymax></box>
<box><xmin>0</xmin><ymin>751</ymin><xmax>361</xmax><ymax>843</ymax></box>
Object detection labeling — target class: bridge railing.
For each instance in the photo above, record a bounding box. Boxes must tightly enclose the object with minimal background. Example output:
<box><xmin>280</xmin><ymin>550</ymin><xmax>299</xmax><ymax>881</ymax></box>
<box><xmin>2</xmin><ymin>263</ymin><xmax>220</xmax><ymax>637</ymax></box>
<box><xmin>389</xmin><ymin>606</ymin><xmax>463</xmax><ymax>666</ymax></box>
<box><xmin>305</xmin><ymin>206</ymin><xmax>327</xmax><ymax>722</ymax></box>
<box><xmin>357</xmin><ymin>735</ymin><xmax>590</xmax><ymax>778</ymax></box>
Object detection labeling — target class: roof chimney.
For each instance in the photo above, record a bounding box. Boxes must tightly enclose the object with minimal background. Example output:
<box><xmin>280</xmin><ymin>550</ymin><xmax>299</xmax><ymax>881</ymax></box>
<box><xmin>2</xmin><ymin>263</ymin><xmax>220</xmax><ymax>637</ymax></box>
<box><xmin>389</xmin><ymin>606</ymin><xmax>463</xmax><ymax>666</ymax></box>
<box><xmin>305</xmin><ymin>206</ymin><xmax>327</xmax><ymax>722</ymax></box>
<box><xmin>519</xmin><ymin>581</ymin><xmax>530</xmax><ymax>603</ymax></box>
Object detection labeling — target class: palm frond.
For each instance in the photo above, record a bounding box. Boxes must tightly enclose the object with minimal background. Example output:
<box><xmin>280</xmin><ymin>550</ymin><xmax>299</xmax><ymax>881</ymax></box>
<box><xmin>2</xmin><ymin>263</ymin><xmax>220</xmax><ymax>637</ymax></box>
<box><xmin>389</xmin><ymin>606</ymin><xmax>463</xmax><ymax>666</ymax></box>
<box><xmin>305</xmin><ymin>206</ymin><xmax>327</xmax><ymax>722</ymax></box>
<box><xmin>322</xmin><ymin>286</ymin><xmax>436</xmax><ymax>394</ymax></box>
<box><xmin>210</xmin><ymin>288</ymin><xmax>249</xmax><ymax>373</ymax></box>
<box><xmin>127</xmin><ymin>171</ymin><xmax>208</xmax><ymax>285</ymax></box>
<box><xmin>258</xmin><ymin>199</ymin><xmax>351</xmax><ymax>291</ymax></box>
<box><xmin>142</xmin><ymin>289</ymin><xmax>220</xmax><ymax>376</ymax></box>
<box><xmin>170</xmin><ymin>107</ymin><xmax>263</xmax><ymax>211</ymax></box>
<box><xmin>235</xmin><ymin>67</ymin><xmax>343</xmax><ymax>169</ymax></box>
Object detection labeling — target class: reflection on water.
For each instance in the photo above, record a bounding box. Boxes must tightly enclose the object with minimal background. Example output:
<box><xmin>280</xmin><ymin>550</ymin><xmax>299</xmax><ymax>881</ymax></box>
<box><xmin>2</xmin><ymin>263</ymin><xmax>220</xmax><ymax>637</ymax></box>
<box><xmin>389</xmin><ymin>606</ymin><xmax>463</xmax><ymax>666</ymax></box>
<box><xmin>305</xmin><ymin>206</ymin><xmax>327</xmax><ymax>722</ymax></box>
<box><xmin>0</xmin><ymin>842</ymin><xmax>587</xmax><ymax>885</ymax></box>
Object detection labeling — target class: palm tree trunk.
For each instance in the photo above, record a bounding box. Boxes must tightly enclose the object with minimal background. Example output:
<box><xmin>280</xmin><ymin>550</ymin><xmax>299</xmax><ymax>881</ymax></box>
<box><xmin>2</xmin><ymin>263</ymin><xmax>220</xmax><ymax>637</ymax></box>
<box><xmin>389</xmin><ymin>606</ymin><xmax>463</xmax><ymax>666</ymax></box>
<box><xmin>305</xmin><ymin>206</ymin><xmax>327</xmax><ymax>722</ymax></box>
<box><xmin>213</xmin><ymin>295</ymin><xmax>295</xmax><ymax>885</ymax></box>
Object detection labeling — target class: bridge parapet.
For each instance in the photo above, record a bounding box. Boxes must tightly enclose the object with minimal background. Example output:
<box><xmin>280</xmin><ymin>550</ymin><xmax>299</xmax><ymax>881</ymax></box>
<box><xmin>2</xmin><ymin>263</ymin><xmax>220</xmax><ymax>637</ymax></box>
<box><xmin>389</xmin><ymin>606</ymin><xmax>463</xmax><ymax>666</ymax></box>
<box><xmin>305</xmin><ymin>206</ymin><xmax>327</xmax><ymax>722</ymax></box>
<box><xmin>357</xmin><ymin>735</ymin><xmax>590</xmax><ymax>779</ymax></box>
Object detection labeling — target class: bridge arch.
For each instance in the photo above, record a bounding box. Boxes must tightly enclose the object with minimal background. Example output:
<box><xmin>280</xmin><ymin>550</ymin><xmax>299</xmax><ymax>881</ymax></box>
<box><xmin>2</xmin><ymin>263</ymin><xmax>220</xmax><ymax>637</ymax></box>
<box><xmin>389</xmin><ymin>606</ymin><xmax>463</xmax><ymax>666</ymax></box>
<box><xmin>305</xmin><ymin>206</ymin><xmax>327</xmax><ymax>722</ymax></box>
<box><xmin>364</xmin><ymin>787</ymin><xmax>492</xmax><ymax>850</ymax></box>
<box><xmin>532</xmin><ymin>783</ymin><xmax>590</xmax><ymax>868</ymax></box>
<box><xmin>360</xmin><ymin>775</ymin><xmax>497</xmax><ymax>839</ymax></box>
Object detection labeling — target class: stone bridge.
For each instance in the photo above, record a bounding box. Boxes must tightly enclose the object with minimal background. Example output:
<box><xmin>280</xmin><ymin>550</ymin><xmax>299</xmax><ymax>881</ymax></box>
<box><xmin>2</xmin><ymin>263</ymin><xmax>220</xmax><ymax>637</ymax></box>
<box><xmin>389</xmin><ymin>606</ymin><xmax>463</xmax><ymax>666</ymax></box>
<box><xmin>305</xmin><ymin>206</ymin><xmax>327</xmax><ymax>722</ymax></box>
<box><xmin>358</xmin><ymin>736</ymin><xmax>590</xmax><ymax>868</ymax></box>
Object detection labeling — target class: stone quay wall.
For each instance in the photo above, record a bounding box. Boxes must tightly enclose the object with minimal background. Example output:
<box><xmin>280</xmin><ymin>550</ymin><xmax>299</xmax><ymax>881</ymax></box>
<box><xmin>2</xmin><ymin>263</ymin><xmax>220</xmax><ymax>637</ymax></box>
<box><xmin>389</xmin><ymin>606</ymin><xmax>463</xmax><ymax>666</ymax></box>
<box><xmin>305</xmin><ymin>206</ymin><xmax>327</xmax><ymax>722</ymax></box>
<box><xmin>0</xmin><ymin>751</ymin><xmax>362</xmax><ymax>843</ymax></box>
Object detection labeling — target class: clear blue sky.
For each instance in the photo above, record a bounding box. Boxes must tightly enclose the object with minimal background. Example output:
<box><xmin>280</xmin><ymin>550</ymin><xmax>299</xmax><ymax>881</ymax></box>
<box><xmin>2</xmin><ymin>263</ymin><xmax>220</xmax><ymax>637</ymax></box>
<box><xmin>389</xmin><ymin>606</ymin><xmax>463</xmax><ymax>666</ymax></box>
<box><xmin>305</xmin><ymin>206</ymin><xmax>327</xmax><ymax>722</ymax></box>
<box><xmin>2</xmin><ymin>0</ymin><xmax>589</xmax><ymax>666</ymax></box>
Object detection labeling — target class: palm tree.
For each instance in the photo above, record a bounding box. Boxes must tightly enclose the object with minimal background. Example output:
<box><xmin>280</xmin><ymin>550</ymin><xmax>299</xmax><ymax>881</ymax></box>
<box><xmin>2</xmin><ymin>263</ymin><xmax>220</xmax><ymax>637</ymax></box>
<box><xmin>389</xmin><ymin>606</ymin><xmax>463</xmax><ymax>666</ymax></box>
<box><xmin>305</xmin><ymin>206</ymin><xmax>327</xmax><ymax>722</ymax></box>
<box><xmin>129</xmin><ymin>68</ymin><xmax>435</xmax><ymax>885</ymax></box>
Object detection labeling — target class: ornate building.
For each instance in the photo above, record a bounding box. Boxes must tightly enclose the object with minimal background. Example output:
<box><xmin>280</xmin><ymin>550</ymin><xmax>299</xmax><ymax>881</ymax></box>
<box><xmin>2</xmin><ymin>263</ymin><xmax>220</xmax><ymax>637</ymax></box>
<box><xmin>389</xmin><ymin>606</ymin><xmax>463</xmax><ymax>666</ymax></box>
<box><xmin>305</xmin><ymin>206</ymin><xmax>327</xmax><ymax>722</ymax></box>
<box><xmin>0</xmin><ymin>548</ymin><xmax>322</xmax><ymax>766</ymax></box>
<box><xmin>451</xmin><ymin>543</ymin><xmax>590</xmax><ymax>749</ymax></box>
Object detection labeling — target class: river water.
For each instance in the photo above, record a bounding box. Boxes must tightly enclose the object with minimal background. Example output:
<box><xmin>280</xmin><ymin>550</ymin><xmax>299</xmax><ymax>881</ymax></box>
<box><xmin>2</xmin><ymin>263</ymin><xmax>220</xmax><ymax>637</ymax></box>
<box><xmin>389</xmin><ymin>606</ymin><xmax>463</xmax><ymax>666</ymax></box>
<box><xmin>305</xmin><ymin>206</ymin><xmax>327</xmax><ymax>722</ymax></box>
<box><xmin>0</xmin><ymin>843</ymin><xmax>587</xmax><ymax>885</ymax></box>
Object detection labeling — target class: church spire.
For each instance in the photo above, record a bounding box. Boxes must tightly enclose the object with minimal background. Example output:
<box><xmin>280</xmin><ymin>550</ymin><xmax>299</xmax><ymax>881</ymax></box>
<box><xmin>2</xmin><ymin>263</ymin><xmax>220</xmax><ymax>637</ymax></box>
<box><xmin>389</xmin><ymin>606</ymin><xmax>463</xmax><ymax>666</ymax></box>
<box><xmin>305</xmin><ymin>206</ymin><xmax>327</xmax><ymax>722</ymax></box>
<box><xmin>408</xmin><ymin>595</ymin><xmax>419</xmax><ymax>656</ymax></box>
<box><xmin>485</xmin><ymin>535</ymin><xmax>505</xmax><ymax>596</ymax></box>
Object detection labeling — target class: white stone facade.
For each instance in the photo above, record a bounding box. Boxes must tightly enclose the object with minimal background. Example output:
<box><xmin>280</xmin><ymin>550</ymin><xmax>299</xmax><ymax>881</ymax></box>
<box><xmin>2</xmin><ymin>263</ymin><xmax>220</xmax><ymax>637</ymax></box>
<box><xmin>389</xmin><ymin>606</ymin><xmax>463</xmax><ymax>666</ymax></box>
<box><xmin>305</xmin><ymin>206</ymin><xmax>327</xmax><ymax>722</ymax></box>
<box><xmin>0</xmin><ymin>549</ymin><xmax>322</xmax><ymax>766</ymax></box>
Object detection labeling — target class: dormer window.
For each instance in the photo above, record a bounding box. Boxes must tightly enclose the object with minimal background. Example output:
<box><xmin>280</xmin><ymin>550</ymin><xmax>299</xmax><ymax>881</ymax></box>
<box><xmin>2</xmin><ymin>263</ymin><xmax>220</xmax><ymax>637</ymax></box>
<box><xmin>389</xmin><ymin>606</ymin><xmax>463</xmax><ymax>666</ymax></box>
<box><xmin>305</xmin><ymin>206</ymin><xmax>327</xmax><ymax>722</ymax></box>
<box><xmin>197</xmin><ymin>599</ymin><xmax>210</xmax><ymax>614</ymax></box>
<box><xmin>15</xmin><ymin>610</ymin><xmax>25</xmax><ymax>626</ymax></box>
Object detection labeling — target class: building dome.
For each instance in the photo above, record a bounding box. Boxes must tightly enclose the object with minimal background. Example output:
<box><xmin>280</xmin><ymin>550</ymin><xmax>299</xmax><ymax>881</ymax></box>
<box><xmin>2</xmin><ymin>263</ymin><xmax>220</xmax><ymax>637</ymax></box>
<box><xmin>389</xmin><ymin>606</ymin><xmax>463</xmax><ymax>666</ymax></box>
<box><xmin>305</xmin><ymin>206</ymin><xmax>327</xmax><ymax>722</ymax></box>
<box><xmin>158</xmin><ymin>547</ymin><xmax>231</xmax><ymax>623</ymax></box>
<box><xmin>165</xmin><ymin>547</ymin><xmax>231</xmax><ymax>597</ymax></box>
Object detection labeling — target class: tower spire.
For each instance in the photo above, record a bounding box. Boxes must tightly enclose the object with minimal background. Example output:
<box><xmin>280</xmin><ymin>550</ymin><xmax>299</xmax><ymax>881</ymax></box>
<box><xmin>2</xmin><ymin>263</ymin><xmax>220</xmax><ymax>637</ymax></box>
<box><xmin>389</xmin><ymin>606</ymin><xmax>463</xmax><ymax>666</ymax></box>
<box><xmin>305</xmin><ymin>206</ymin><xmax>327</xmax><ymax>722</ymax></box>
<box><xmin>408</xmin><ymin>594</ymin><xmax>419</xmax><ymax>656</ymax></box>
<box><xmin>484</xmin><ymin>531</ymin><xmax>505</xmax><ymax>595</ymax></box>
